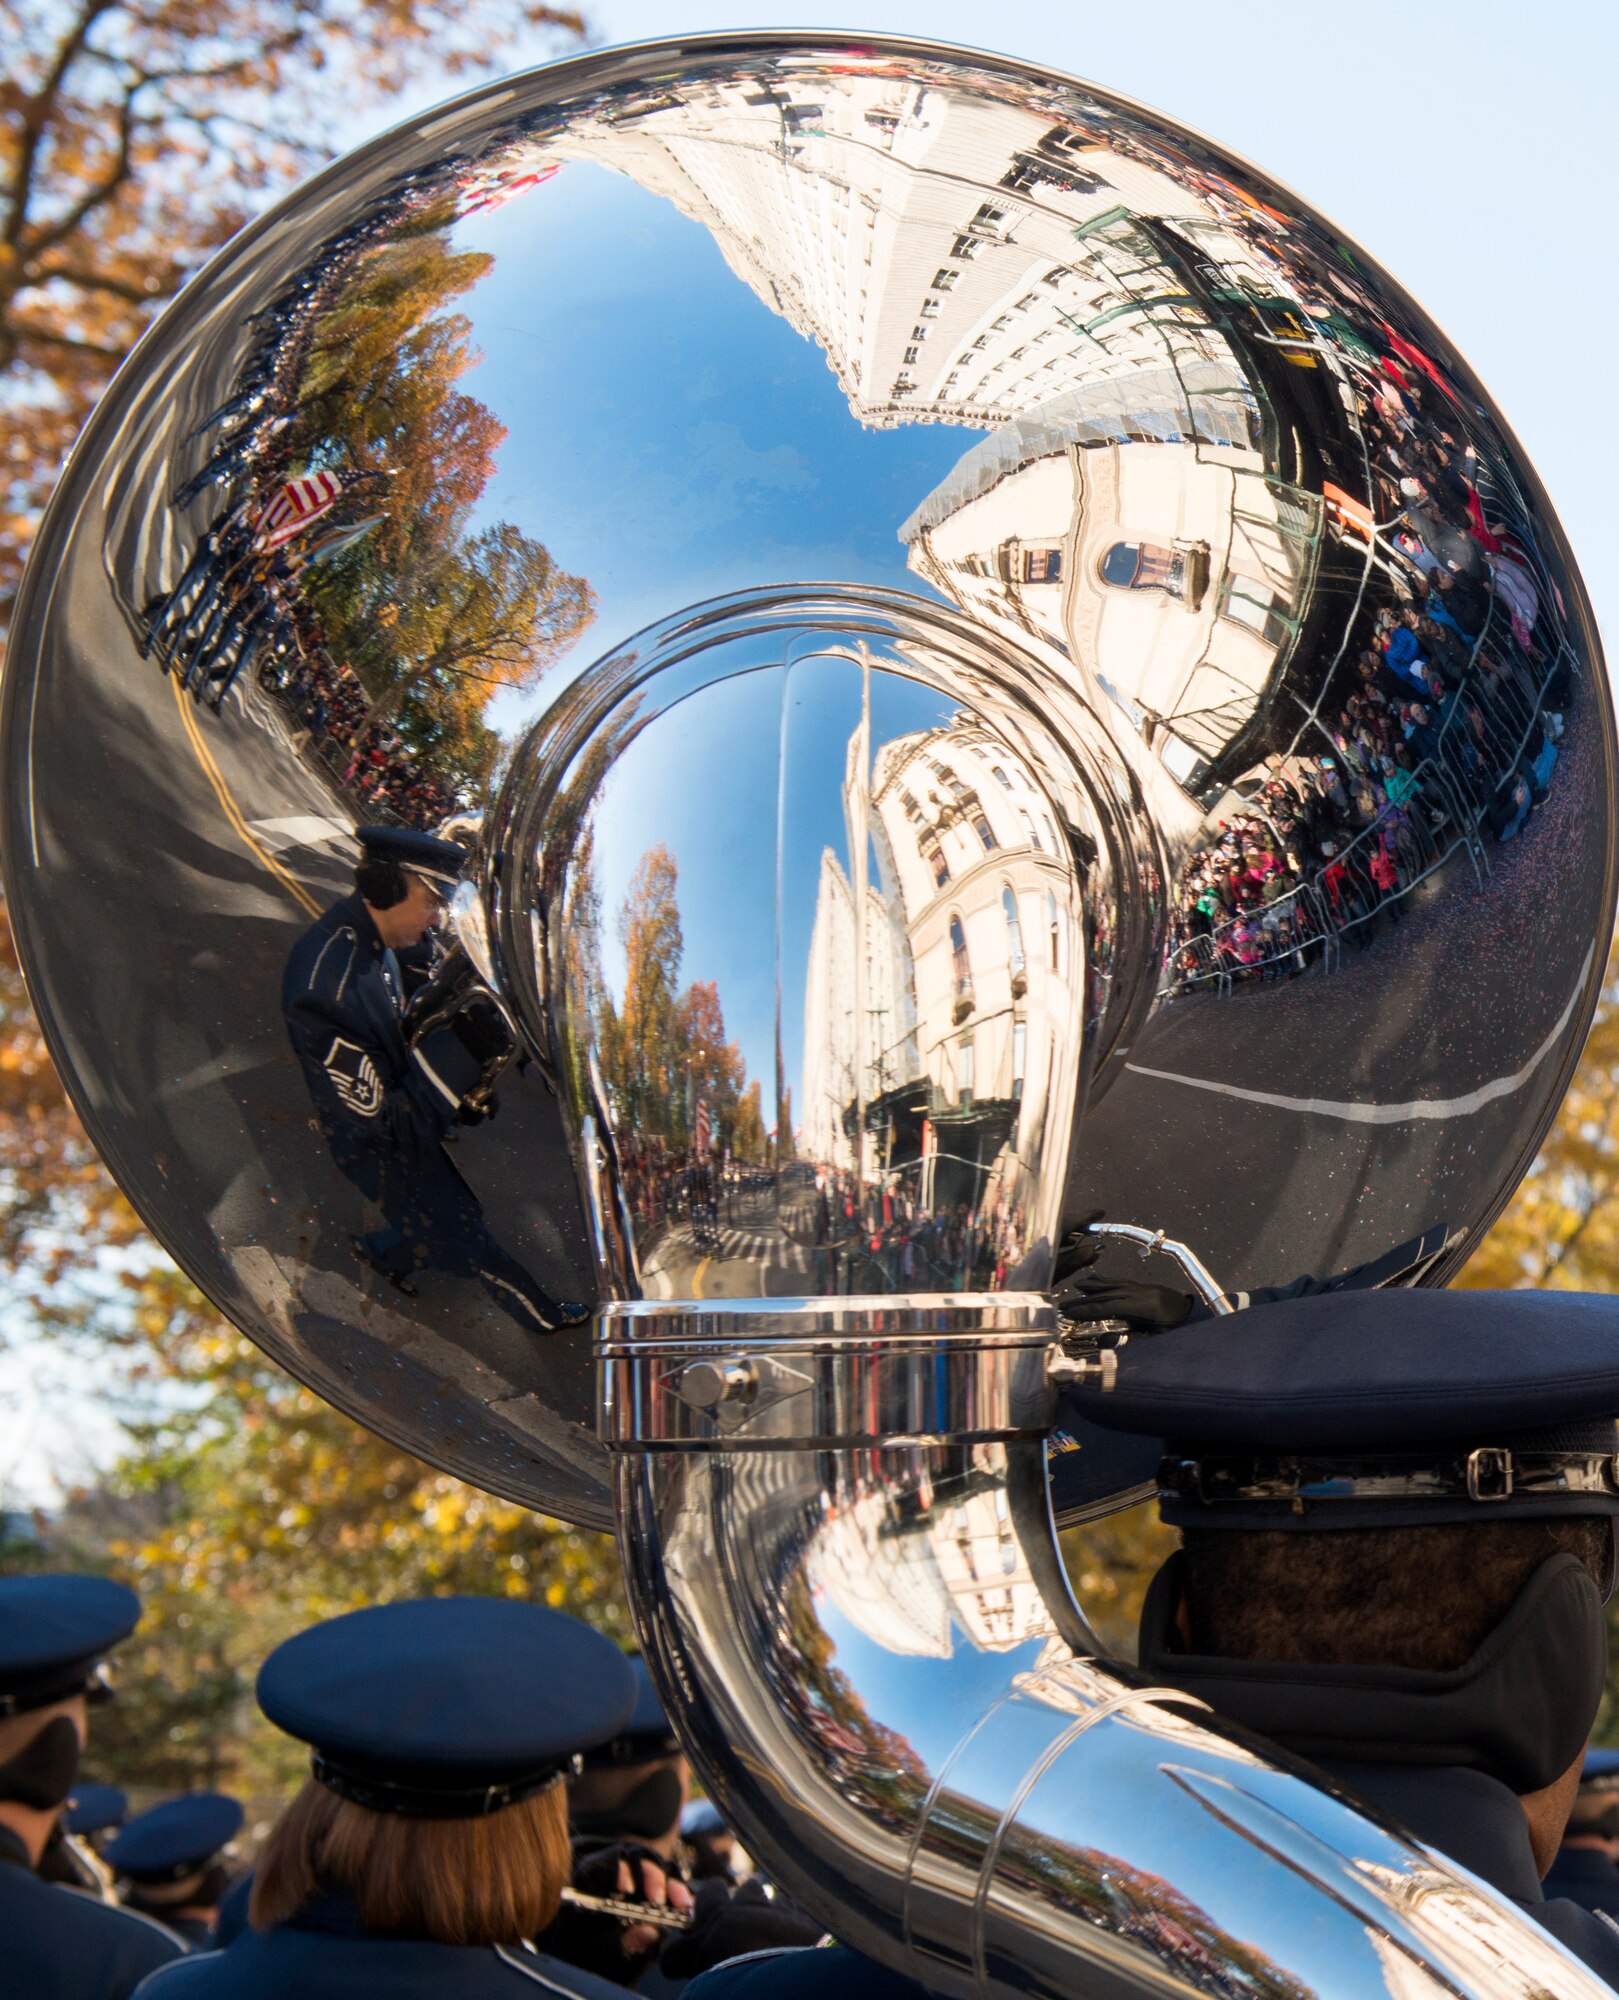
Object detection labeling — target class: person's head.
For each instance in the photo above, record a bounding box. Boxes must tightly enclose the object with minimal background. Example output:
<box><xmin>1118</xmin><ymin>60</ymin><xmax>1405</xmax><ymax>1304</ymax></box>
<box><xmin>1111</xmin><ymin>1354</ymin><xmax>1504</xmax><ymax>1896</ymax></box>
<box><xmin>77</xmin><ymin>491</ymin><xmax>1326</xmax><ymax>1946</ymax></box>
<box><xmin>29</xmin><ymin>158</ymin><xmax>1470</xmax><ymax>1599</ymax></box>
<box><xmin>253</xmin><ymin>1773</ymin><xmax>571</xmax><ymax>1944</ymax></box>
<box><xmin>1064</xmin><ymin>1288</ymin><xmax>1619</xmax><ymax>1873</ymax></box>
<box><xmin>570</xmin><ymin>1658</ymin><xmax>689</xmax><ymax>1860</ymax></box>
<box><xmin>1178</xmin><ymin>1517</ymin><xmax>1607</xmax><ymax>1670</ymax></box>
<box><xmin>107</xmin><ymin>1792</ymin><xmax>242</xmax><ymax>1919</ymax></box>
<box><xmin>353</xmin><ymin>825</ymin><xmax>468</xmax><ymax>950</ymax></box>
<box><xmin>249</xmin><ymin>1596</ymin><xmax>637</xmax><ymax>1946</ymax></box>
<box><xmin>0</xmin><ymin>1574</ymin><xmax>139</xmax><ymax>1865</ymax></box>
<box><xmin>355</xmin><ymin>859</ymin><xmax>442</xmax><ymax>950</ymax></box>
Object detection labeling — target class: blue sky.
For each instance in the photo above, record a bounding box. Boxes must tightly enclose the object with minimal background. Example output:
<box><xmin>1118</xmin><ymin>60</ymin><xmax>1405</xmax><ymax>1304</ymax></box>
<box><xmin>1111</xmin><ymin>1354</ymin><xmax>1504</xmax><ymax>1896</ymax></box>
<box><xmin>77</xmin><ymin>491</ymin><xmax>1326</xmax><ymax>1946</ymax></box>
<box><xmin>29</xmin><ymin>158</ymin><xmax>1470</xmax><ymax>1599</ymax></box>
<box><xmin>458</xmin><ymin>165</ymin><xmax>976</xmax><ymax>666</ymax></box>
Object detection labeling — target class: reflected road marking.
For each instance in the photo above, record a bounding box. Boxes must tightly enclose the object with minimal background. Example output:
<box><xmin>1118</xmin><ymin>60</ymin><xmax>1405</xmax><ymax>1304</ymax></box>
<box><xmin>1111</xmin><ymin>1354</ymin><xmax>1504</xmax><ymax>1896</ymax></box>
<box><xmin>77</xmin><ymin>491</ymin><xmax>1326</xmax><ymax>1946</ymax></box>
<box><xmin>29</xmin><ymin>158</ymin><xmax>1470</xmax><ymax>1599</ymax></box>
<box><xmin>171</xmin><ymin>676</ymin><xmax>322</xmax><ymax>918</ymax></box>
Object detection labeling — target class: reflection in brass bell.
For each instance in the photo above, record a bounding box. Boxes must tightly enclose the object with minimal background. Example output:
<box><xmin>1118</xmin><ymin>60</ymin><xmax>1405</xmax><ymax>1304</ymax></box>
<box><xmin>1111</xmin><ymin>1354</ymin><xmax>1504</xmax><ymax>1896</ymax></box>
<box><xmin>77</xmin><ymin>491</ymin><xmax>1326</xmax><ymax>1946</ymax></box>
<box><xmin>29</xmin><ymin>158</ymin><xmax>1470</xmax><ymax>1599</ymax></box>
<box><xmin>2</xmin><ymin>34</ymin><xmax>1610</xmax><ymax>1547</ymax></box>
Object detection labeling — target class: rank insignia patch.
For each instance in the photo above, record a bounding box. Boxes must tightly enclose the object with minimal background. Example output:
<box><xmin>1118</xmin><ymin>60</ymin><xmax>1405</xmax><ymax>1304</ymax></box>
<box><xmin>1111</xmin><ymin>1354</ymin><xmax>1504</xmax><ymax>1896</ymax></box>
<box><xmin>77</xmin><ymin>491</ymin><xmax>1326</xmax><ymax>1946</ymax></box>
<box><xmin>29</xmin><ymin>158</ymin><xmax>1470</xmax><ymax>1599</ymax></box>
<box><xmin>324</xmin><ymin>1035</ymin><xmax>383</xmax><ymax>1117</ymax></box>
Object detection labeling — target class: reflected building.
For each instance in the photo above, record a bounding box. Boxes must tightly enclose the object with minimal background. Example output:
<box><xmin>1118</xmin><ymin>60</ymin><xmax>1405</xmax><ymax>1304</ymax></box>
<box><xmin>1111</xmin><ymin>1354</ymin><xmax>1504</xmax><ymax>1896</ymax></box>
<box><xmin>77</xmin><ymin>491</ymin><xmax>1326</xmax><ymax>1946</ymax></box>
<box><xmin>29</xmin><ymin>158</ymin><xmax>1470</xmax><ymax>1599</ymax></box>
<box><xmin>902</xmin><ymin>431</ymin><xmax>1320</xmax><ymax>800</ymax></box>
<box><xmin>793</xmin><ymin>702</ymin><xmax>1081</xmax><ymax>1294</ymax></box>
<box><xmin>813</xmin><ymin>1458</ymin><xmax>1054</xmax><ymax>1657</ymax></box>
<box><xmin>550</xmin><ymin>74</ymin><xmax>1266</xmax><ymax>429</ymax></box>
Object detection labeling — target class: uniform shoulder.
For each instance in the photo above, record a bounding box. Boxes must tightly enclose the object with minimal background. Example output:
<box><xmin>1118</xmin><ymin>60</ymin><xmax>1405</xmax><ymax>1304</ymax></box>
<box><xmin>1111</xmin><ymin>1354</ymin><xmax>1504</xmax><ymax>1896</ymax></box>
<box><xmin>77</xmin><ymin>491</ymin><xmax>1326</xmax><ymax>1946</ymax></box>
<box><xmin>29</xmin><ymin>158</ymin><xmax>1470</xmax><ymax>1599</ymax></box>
<box><xmin>132</xmin><ymin>1946</ymin><xmax>230</xmax><ymax>1996</ymax></box>
<box><xmin>284</xmin><ymin>900</ymin><xmax>361</xmax><ymax>1003</ymax></box>
<box><xmin>493</xmin><ymin>1943</ymin><xmax>643</xmax><ymax>1998</ymax></box>
<box><xmin>684</xmin><ymin>1944</ymin><xmax>927</xmax><ymax>2000</ymax></box>
<box><xmin>43</xmin><ymin>1878</ymin><xmax>188</xmax><ymax>1978</ymax></box>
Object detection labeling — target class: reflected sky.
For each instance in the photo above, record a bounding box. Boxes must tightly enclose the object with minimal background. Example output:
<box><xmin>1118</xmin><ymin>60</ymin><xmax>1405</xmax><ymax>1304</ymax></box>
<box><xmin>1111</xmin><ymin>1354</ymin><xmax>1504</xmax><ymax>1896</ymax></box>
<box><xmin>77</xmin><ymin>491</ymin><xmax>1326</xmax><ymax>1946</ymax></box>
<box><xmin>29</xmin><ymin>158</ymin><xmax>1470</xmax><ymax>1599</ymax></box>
<box><xmin>454</xmin><ymin>163</ymin><xmax>986</xmax><ymax>731</ymax></box>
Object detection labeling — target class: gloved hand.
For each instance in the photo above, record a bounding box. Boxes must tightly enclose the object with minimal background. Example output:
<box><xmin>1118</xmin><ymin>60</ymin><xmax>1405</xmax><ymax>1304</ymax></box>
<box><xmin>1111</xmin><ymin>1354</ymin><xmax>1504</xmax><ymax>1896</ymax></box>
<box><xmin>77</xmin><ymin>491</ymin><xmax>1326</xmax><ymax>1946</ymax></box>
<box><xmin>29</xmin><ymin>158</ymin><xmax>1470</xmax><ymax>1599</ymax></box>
<box><xmin>1050</xmin><ymin>1209</ymin><xmax>1106</xmax><ymax>1289</ymax></box>
<box><xmin>544</xmin><ymin>1841</ymin><xmax>694</xmax><ymax>1981</ymax></box>
<box><xmin>658</xmin><ymin>1878</ymin><xmax>825</xmax><ymax>1979</ymax></box>
<box><xmin>1054</xmin><ymin>1276</ymin><xmax>1194</xmax><ymax>1331</ymax></box>
<box><xmin>451</xmin><ymin>991</ymin><xmax>514</xmax><ymax>1070</ymax></box>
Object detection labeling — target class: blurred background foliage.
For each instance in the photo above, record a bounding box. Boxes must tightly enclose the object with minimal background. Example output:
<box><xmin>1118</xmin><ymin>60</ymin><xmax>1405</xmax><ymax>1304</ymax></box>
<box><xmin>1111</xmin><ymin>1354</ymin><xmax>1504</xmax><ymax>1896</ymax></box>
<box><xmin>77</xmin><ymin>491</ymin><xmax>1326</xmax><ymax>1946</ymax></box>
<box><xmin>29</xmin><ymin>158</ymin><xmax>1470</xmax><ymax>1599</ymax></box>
<box><xmin>2</xmin><ymin>0</ymin><xmax>1619</xmax><ymax>1806</ymax></box>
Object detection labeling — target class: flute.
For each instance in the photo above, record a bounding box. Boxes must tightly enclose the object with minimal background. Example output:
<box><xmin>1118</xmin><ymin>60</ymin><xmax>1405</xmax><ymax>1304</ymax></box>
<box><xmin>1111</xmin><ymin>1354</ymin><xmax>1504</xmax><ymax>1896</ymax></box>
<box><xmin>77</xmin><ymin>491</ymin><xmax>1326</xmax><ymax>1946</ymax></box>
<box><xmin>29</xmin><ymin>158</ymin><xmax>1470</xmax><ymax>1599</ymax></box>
<box><xmin>559</xmin><ymin>1886</ymin><xmax>694</xmax><ymax>1931</ymax></box>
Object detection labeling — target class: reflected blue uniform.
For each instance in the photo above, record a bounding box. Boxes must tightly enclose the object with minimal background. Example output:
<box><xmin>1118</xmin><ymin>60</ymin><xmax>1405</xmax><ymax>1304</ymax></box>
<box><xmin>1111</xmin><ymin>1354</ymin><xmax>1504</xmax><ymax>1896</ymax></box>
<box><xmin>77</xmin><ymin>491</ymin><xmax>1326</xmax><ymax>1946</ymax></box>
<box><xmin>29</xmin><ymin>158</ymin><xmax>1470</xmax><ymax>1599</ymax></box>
<box><xmin>281</xmin><ymin>893</ymin><xmax>562</xmax><ymax>1328</ymax></box>
<box><xmin>131</xmin><ymin>1888</ymin><xmax>641</xmax><ymax>1999</ymax></box>
<box><xmin>0</xmin><ymin>1824</ymin><xmax>183</xmax><ymax>1999</ymax></box>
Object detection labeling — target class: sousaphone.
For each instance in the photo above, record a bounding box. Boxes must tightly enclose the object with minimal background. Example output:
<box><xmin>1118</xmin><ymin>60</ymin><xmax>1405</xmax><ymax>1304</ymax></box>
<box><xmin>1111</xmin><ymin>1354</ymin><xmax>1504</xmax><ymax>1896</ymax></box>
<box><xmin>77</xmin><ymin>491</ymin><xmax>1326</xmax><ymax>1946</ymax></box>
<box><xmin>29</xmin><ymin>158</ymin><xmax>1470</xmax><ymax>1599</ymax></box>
<box><xmin>6</xmin><ymin>33</ymin><xmax>1614</xmax><ymax>1998</ymax></box>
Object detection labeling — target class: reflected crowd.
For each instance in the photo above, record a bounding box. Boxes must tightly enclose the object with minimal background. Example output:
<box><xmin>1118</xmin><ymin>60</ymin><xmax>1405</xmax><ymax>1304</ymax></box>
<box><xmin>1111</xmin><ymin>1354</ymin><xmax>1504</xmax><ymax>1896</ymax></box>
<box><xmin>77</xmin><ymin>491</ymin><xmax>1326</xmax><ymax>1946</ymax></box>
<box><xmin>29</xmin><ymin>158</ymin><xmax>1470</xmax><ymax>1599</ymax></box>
<box><xmin>1163</xmin><ymin>275</ymin><xmax>1572</xmax><ymax>994</ymax></box>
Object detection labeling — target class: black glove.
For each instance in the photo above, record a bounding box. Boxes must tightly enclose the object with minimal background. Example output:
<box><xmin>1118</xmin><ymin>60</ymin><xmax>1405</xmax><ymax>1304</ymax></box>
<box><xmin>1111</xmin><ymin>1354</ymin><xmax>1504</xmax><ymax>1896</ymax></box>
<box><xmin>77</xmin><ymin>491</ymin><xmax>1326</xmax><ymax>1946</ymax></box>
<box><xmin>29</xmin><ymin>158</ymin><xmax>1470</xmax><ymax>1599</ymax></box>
<box><xmin>658</xmin><ymin>1878</ymin><xmax>824</xmax><ymax>1980</ymax></box>
<box><xmin>1054</xmin><ymin>1276</ymin><xmax>1194</xmax><ymax>1331</ymax></box>
<box><xmin>451</xmin><ymin>992</ymin><xmax>514</xmax><ymax>1069</ymax></box>
<box><xmin>543</xmin><ymin>1840</ymin><xmax>684</xmax><ymax>1983</ymax></box>
<box><xmin>1050</xmin><ymin>1210</ymin><xmax>1105</xmax><ymax>1289</ymax></box>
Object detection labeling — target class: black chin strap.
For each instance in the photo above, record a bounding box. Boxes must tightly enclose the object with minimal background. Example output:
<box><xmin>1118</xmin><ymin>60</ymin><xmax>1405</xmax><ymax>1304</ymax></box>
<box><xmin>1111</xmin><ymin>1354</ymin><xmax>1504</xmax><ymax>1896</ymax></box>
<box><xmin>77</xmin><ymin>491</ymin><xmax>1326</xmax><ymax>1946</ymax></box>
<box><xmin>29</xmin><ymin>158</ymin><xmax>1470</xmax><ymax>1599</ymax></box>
<box><xmin>1138</xmin><ymin>1550</ymin><xmax>1606</xmax><ymax>1795</ymax></box>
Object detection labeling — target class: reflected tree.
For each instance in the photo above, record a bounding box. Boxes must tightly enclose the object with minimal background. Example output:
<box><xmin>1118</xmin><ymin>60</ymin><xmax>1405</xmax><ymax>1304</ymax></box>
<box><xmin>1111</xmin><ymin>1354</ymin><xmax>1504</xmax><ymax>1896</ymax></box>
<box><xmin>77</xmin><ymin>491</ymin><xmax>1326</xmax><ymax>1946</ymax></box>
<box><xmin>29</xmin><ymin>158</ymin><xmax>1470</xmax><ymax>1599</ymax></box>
<box><xmin>287</xmin><ymin>220</ymin><xmax>595</xmax><ymax>791</ymax></box>
<box><xmin>0</xmin><ymin>0</ymin><xmax>589</xmax><ymax>637</ymax></box>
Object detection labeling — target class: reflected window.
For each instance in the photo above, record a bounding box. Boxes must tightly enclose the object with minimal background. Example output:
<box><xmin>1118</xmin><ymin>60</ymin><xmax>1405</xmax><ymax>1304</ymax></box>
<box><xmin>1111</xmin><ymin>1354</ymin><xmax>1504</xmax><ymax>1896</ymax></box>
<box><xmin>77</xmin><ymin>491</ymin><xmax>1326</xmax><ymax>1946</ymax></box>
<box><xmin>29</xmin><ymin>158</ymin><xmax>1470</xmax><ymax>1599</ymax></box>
<box><xmin>991</xmin><ymin>764</ymin><xmax>1012</xmax><ymax>789</ymax></box>
<box><xmin>973</xmin><ymin>813</ymin><xmax>997</xmax><ymax>852</ymax></box>
<box><xmin>1019</xmin><ymin>808</ymin><xmax>1043</xmax><ymax>852</ymax></box>
<box><xmin>1046</xmin><ymin>890</ymin><xmax>1061</xmax><ymax>971</ymax></box>
<box><xmin>1003</xmin><ymin>886</ymin><xmax>1026</xmax><ymax>974</ymax></box>
<box><xmin>933</xmin><ymin>268</ymin><xmax>959</xmax><ymax>290</ymax></box>
<box><xmin>1043</xmin><ymin>814</ymin><xmax>1059</xmax><ymax>851</ymax></box>
<box><xmin>1219</xmin><ymin>574</ymin><xmax>1292</xmax><ymax>646</ymax></box>
<box><xmin>1099</xmin><ymin>540</ymin><xmax>1184</xmax><ymax>594</ymax></box>
<box><xmin>950</xmin><ymin>914</ymin><xmax>973</xmax><ymax>1016</ymax></box>
<box><xmin>932</xmin><ymin>761</ymin><xmax>965</xmax><ymax>800</ymax></box>
<box><xmin>949</xmin><ymin>235</ymin><xmax>981</xmax><ymax>260</ymax></box>
<box><xmin>920</xmin><ymin>298</ymin><xmax>941</xmax><ymax>317</ymax></box>
<box><xmin>1012</xmin><ymin>1022</ymin><xmax>1027</xmax><ymax>1103</ymax></box>
<box><xmin>925</xmin><ymin>843</ymin><xmax>950</xmax><ymax>888</ymax></box>
<box><xmin>901</xmin><ymin>790</ymin><xmax>921</xmax><ymax>820</ymax></box>
<box><xmin>958</xmin><ymin>1035</ymin><xmax>975</xmax><ymax>1108</ymax></box>
<box><xmin>903</xmin><ymin>345</ymin><xmax>920</xmax><ymax>365</ymax></box>
<box><xmin>1020</xmin><ymin>546</ymin><xmax>1062</xmax><ymax>584</ymax></box>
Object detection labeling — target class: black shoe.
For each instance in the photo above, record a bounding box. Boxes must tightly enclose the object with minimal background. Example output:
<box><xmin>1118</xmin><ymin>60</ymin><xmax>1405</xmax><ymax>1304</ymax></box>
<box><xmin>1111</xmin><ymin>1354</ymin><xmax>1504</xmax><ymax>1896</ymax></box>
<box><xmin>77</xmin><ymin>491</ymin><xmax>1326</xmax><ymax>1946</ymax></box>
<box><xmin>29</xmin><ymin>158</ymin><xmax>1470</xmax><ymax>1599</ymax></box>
<box><xmin>551</xmin><ymin>1300</ymin><xmax>592</xmax><ymax>1328</ymax></box>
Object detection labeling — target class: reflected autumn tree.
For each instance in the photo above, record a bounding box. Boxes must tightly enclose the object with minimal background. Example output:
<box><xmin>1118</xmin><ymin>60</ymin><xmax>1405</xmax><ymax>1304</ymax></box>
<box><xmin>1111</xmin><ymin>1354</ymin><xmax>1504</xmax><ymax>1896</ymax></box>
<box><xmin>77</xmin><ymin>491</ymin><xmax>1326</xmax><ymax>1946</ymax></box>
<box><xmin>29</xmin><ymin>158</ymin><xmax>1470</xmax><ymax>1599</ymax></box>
<box><xmin>287</xmin><ymin>215</ymin><xmax>595</xmax><ymax>792</ymax></box>
<box><xmin>593</xmin><ymin>844</ymin><xmax>768</xmax><ymax>1164</ymax></box>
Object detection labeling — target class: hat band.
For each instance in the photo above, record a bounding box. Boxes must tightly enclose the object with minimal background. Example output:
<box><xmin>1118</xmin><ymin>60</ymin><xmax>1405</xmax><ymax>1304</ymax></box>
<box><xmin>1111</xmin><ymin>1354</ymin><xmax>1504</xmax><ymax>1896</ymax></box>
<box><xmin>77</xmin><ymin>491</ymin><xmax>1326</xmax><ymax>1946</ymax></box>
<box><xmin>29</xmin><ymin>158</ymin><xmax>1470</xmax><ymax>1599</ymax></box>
<box><xmin>1160</xmin><ymin>1447</ymin><xmax>1619</xmax><ymax>1510</ymax></box>
<box><xmin>311</xmin><ymin>1752</ymin><xmax>577</xmax><ymax>1819</ymax></box>
<box><xmin>0</xmin><ymin>1663</ymin><xmax>114</xmax><ymax>1718</ymax></box>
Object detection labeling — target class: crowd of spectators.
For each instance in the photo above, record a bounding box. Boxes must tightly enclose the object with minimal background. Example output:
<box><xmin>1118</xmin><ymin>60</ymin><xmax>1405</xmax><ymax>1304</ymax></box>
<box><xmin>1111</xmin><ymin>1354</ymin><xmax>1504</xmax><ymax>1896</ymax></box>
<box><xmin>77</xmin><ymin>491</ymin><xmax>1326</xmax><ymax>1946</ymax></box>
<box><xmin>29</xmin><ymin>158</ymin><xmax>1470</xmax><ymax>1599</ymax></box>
<box><xmin>805</xmin><ymin>1168</ymin><xmax>1029</xmax><ymax>1294</ymax></box>
<box><xmin>1163</xmin><ymin>244</ymin><xmax>1571</xmax><ymax>994</ymax></box>
<box><xmin>260</xmin><ymin>647</ymin><xmax>460</xmax><ymax>828</ymax></box>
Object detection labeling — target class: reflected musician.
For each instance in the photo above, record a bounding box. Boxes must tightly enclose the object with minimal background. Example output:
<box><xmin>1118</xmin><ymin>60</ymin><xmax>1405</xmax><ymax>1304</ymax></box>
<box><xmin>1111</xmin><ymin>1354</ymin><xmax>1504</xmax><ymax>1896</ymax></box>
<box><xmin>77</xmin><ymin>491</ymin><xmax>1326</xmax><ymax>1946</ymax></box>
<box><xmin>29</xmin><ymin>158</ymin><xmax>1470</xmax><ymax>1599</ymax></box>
<box><xmin>281</xmin><ymin>825</ymin><xmax>587</xmax><ymax>1333</ymax></box>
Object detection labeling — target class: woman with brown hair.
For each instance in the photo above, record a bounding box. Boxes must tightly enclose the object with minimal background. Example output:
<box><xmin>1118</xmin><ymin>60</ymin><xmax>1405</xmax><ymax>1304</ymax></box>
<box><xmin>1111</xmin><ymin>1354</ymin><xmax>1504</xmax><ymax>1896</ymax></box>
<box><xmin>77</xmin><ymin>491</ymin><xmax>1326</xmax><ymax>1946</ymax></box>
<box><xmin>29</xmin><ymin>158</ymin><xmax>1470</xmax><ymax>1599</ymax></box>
<box><xmin>129</xmin><ymin>1597</ymin><xmax>661</xmax><ymax>1998</ymax></box>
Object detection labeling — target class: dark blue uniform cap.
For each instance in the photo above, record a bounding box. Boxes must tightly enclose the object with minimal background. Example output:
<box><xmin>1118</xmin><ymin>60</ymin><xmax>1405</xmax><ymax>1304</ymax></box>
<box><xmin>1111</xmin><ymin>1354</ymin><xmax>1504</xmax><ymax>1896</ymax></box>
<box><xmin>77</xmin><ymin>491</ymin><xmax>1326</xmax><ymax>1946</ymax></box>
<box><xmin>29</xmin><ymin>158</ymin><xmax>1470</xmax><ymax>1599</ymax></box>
<box><xmin>1063</xmin><ymin>1288</ymin><xmax>1619</xmax><ymax>1531</ymax></box>
<box><xmin>105</xmin><ymin>1793</ymin><xmax>242</xmax><ymax>1882</ymax></box>
<box><xmin>257</xmin><ymin>1598</ymin><xmax>637</xmax><ymax>1818</ymax></box>
<box><xmin>1583</xmin><ymin>1748</ymin><xmax>1619</xmax><ymax>1783</ymax></box>
<box><xmin>357</xmin><ymin>824</ymin><xmax>468</xmax><ymax>892</ymax></box>
<box><xmin>64</xmin><ymin>1781</ymin><xmax>126</xmax><ymax>1836</ymax></box>
<box><xmin>581</xmin><ymin>1657</ymin><xmax>680</xmax><ymax>1768</ymax></box>
<box><xmin>0</xmin><ymin>1575</ymin><xmax>140</xmax><ymax>1715</ymax></box>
